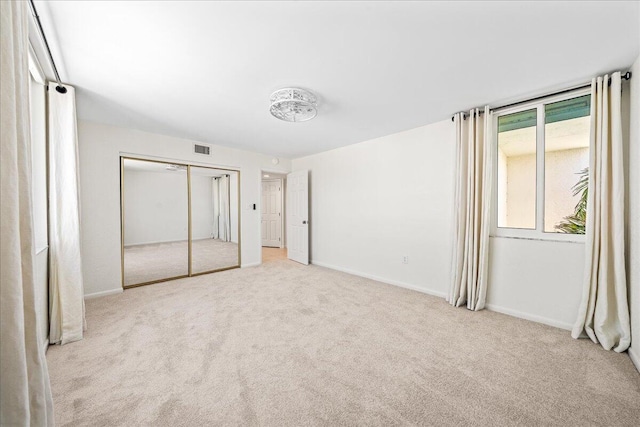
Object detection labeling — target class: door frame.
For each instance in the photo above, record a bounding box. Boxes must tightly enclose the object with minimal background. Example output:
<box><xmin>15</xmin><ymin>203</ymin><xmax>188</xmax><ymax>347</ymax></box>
<box><xmin>286</xmin><ymin>170</ymin><xmax>309</xmax><ymax>265</ymax></box>
<box><xmin>261</xmin><ymin>178</ymin><xmax>284</xmax><ymax>249</ymax></box>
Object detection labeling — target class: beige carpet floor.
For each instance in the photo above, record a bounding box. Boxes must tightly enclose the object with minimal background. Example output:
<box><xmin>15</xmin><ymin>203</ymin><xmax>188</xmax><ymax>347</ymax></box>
<box><xmin>48</xmin><ymin>251</ymin><xmax>640</xmax><ymax>426</ymax></box>
<box><xmin>124</xmin><ymin>239</ymin><xmax>239</xmax><ymax>286</ymax></box>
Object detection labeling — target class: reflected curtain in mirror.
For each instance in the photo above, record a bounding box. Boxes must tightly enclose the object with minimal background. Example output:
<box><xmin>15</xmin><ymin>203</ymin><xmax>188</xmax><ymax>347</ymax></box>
<box><xmin>212</xmin><ymin>177</ymin><xmax>219</xmax><ymax>239</ymax></box>
<box><xmin>217</xmin><ymin>175</ymin><xmax>231</xmax><ymax>242</ymax></box>
<box><xmin>191</xmin><ymin>168</ymin><xmax>239</xmax><ymax>275</ymax></box>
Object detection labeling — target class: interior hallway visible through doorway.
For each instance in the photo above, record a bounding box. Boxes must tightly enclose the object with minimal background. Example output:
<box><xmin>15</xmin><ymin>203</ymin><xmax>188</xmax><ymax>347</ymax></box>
<box><xmin>262</xmin><ymin>247</ymin><xmax>287</xmax><ymax>263</ymax></box>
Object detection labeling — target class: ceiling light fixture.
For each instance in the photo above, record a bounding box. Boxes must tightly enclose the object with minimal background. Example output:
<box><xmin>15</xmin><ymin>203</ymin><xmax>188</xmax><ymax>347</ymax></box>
<box><xmin>270</xmin><ymin>88</ymin><xmax>317</xmax><ymax>122</ymax></box>
<box><xmin>165</xmin><ymin>164</ymin><xmax>187</xmax><ymax>171</ymax></box>
<box><xmin>263</xmin><ymin>174</ymin><xmax>270</xmax><ymax>178</ymax></box>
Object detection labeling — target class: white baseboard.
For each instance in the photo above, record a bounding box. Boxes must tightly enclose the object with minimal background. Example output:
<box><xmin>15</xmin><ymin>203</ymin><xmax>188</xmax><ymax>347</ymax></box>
<box><xmin>310</xmin><ymin>260</ymin><xmax>578</xmax><ymax>332</ymax></box>
<box><xmin>484</xmin><ymin>303</ymin><xmax>573</xmax><ymax>331</ymax></box>
<box><xmin>310</xmin><ymin>260</ymin><xmax>447</xmax><ymax>299</ymax></box>
<box><xmin>84</xmin><ymin>288</ymin><xmax>123</xmax><ymax>300</ymax></box>
<box><xmin>629</xmin><ymin>347</ymin><xmax>640</xmax><ymax>373</ymax></box>
<box><xmin>124</xmin><ymin>239</ymin><xmax>183</xmax><ymax>248</ymax></box>
<box><xmin>242</xmin><ymin>262</ymin><xmax>261</xmax><ymax>268</ymax></box>
<box><xmin>123</xmin><ymin>237</ymin><xmax>216</xmax><ymax>247</ymax></box>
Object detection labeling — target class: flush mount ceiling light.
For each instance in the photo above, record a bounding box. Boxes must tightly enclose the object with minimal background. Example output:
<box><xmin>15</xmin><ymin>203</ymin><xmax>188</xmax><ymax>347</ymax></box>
<box><xmin>270</xmin><ymin>88</ymin><xmax>317</xmax><ymax>122</ymax></box>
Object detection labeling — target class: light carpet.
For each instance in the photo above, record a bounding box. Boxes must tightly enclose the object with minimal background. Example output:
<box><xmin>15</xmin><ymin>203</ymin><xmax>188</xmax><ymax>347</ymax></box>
<box><xmin>47</xmin><ymin>252</ymin><xmax>640</xmax><ymax>426</ymax></box>
<box><xmin>124</xmin><ymin>239</ymin><xmax>239</xmax><ymax>286</ymax></box>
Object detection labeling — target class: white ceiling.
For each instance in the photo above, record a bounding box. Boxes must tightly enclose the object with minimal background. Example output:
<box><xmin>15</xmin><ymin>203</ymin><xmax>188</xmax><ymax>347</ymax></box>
<box><xmin>38</xmin><ymin>1</ymin><xmax>639</xmax><ymax>158</ymax></box>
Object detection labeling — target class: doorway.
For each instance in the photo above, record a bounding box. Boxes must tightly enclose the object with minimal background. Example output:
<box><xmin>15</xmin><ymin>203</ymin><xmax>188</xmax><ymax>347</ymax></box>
<box><xmin>261</xmin><ymin>172</ymin><xmax>286</xmax><ymax>264</ymax></box>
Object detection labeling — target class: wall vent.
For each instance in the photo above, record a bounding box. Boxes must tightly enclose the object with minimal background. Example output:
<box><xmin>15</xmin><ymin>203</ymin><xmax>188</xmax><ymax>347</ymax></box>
<box><xmin>194</xmin><ymin>144</ymin><xmax>211</xmax><ymax>156</ymax></box>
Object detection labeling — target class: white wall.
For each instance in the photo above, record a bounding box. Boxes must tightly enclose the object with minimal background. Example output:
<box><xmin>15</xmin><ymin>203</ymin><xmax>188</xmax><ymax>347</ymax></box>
<box><xmin>78</xmin><ymin>121</ymin><xmax>291</xmax><ymax>297</ymax></box>
<box><xmin>628</xmin><ymin>54</ymin><xmax>640</xmax><ymax>371</ymax></box>
<box><xmin>123</xmin><ymin>170</ymin><xmax>189</xmax><ymax>246</ymax></box>
<box><xmin>486</xmin><ymin>238</ymin><xmax>584</xmax><ymax>328</ymax></box>
<box><xmin>292</xmin><ymin>118</ymin><xmax>587</xmax><ymax>329</ymax></box>
<box><xmin>293</xmin><ymin>120</ymin><xmax>456</xmax><ymax>297</ymax></box>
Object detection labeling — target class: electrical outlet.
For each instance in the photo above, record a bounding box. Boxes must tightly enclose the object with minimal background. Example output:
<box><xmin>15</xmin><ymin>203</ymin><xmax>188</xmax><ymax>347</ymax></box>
<box><xmin>402</xmin><ymin>256</ymin><xmax>409</xmax><ymax>264</ymax></box>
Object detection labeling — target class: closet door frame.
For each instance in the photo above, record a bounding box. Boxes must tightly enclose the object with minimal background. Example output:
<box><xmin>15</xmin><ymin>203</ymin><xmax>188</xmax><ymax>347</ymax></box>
<box><xmin>119</xmin><ymin>156</ymin><xmax>241</xmax><ymax>289</ymax></box>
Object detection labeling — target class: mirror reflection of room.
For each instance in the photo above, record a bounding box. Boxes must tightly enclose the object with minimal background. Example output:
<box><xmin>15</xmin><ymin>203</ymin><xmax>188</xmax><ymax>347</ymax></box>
<box><xmin>190</xmin><ymin>167</ymin><xmax>239</xmax><ymax>274</ymax></box>
<box><xmin>122</xmin><ymin>159</ymin><xmax>189</xmax><ymax>286</ymax></box>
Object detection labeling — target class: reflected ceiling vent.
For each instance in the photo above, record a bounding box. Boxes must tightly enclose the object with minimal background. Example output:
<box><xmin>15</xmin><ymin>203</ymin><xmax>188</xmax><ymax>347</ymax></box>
<box><xmin>194</xmin><ymin>143</ymin><xmax>211</xmax><ymax>155</ymax></box>
<box><xmin>165</xmin><ymin>164</ymin><xmax>187</xmax><ymax>172</ymax></box>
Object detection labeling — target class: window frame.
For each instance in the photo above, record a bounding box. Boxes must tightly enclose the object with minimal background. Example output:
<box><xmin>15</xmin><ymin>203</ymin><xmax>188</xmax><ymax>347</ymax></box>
<box><xmin>491</xmin><ymin>87</ymin><xmax>591</xmax><ymax>243</ymax></box>
<box><xmin>28</xmin><ymin>46</ymin><xmax>49</xmax><ymax>254</ymax></box>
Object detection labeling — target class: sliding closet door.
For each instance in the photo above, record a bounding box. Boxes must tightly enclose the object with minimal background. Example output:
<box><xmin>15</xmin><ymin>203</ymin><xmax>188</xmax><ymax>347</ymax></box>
<box><xmin>189</xmin><ymin>167</ymin><xmax>240</xmax><ymax>274</ymax></box>
<box><xmin>121</xmin><ymin>158</ymin><xmax>189</xmax><ymax>287</ymax></box>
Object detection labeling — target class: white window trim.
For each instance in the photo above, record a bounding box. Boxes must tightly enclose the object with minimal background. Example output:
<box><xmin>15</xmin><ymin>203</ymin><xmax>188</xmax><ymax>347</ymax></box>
<box><xmin>491</xmin><ymin>87</ymin><xmax>591</xmax><ymax>244</ymax></box>
<box><xmin>28</xmin><ymin>42</ymin><xmax>46</xmax><ymax>85</ymax></box>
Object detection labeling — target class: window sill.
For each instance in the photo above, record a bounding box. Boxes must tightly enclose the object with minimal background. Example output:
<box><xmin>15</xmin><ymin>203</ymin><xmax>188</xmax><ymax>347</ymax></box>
<box><xmin>490</xmin><ymin>235</ymin><xmax>585</xmax><ymax>244</ymax></box>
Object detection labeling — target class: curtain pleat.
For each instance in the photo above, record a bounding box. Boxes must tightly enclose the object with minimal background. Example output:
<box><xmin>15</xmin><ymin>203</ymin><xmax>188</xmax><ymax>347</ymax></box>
<box><xmin>448</xmin><ymin>106</ymin><xmax>492</xmax><ymax>311</ymax></box>
<box><xmin>571</xmin><ymin>73</ymin><xmax>630</xmax><ymax>352</ymax></box>
<box><xmin>0</xmin><ymin>1</ymin><xmax>54</xmax><ymax>424</ymax></box>
<box><xmin>219</xmin><ymin>175</ymin><xmax>231</xmax><ymax>242</ymax></box>
<box><xmin>212</xmin><ymin>177</ymin><xmax>219</xmax><ymax>239</ymax></box>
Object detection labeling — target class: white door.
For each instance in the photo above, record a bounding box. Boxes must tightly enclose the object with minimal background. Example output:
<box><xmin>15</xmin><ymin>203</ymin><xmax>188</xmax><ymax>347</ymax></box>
<box><xmin>261</xmin><ymin>179</ymin><xmax>282</xmax><ymax>247</ymax></box>
<box><xmin>287</xmin><ymin>170</ymin><xmax>309</xmax><ymax>265</ymax></box>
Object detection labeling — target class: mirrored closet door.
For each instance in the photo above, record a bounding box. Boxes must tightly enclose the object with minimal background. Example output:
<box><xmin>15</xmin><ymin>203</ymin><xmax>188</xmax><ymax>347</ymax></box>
<box><xmin>190</xmin><ymin>167</ymin><xmax>240</xmax><ymax>275</ymax></box>
<box><xmin>121</xmin><ymin>158</ymin><xmax>189</xmax><ymax>286</ymax></box>
<box><xmin>121</xmin><ymin>158</ymin><xmax>240</xmax><ymax>288</ymax></box>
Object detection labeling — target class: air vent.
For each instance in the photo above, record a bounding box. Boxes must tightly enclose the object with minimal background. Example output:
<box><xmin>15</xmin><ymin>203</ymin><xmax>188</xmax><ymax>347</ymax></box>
<box><xmin>194</xmin><ymin>144</ymin><xmax>211</xmax><ymax>156</ymax></box>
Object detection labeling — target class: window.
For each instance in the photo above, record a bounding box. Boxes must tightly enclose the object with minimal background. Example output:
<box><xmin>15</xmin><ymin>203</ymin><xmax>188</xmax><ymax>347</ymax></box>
<box><xmin>494</xmin><ymin>90</ymin><xmax>590</xmax><ymax>240</ymax></box>
<box><xmin>29</xmin><ymin>59</ymin><xmax>48</xmax><ymax>253</ymax></box>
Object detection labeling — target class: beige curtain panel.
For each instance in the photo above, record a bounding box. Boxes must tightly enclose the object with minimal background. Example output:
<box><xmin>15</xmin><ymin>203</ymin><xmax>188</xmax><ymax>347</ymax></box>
<box><xmin>571</xmin><ymin>72</ymin><xmax>631</xmax><ymax>352</ymax></box>
<box><xmin>48</xmin><ymin>81</ymin><xmax>86</xmax><ymax>345</ymax></box>
<box><xmin>0</xmin><ymin>1</ymin><xmax>54</xmax><ymax>424</ymax></box>
<box><xmin>448</xmin><ymin>106</ymin><xmax>493</xmax><ymax>311</ymax></box>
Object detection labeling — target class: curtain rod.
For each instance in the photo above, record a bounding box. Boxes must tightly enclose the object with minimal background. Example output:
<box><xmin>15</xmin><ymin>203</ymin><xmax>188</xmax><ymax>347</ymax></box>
<box><xmin>28</xmin><ymin>0</ymin><xmax>67</xmax><ymax>94</ymax></box>
<box><xmin>451</xmin><ymin>71</ymin><xmax>632</xmax><ymax>122</ymax></box>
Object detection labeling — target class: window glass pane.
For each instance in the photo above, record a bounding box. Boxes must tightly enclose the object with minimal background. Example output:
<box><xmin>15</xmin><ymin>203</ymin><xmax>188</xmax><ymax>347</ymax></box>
<box><xmin>497</xmin><ymin>109</ymin><xmax>537</xmax><ymax>229</ymax></box>
<box><xmin>544</xmin><ymin>95</ymin><xmax>590</xmax><ymax>233</ymax></box>
<box><xmin>29</xmin><ymin>73</ymin><xmax>47</xmax><ymax>251</ymax></box>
